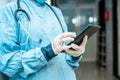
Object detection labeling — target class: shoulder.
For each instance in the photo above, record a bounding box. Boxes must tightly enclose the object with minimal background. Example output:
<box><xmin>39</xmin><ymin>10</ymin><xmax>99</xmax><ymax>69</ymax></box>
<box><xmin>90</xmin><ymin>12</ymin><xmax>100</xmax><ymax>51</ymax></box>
<box><xmin>0</xmin><ymin>2</ymin><xmax>17</xmax><ymax>16</ymax></box>
<box><xmin>48</xmin><ymin>5</ymin><xmax>68</xmax><ymax>32</ymax></box>
<box><xmin>51</xmin><ymin>6</ymin><xmax>61</xmax><ymax>12</ymax></box>
<box><xmin>50</xmin><ymin>5</ymin><xmax>63</xmax><ymax>16</ymax></box>
<box><xmin>0</xmin><ymin>2</ymin><xmax>17</xmax><ymax>25</ymax></box>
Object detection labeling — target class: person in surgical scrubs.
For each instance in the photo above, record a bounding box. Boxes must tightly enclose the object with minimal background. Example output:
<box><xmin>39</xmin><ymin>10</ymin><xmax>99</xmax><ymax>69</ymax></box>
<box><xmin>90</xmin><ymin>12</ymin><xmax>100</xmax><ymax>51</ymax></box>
<box><xmin>0</xmin><ymin>0</ymin><xmax>88</xmax><ymax>80</ymax></box>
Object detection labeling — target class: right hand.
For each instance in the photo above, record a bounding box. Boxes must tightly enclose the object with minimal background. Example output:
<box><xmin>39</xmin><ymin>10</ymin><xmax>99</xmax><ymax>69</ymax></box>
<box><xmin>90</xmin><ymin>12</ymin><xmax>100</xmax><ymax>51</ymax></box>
<box><xmin>52</xmin><ymin>32</ymin><xmax>76</xmax><ymax>55</ymax></box>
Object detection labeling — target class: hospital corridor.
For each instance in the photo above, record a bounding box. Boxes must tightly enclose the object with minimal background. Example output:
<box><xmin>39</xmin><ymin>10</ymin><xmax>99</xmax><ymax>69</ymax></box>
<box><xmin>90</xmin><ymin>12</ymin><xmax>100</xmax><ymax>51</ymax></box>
<box><xmin>75</xmin><ymin>62</ymin><xmax>118</xmax><ymax>80</ymax></box>
<box><xmin>0</xmin><ymin>0</ymin><xmax>120</xmax><ymax>80</ymax></box>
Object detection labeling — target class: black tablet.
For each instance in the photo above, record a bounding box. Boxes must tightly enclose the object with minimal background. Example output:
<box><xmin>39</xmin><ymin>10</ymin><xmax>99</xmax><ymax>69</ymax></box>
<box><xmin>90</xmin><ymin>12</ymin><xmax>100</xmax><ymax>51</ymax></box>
<box><xmin>68</xmin><ymin>24</ymin><xmax>101</xmax><ymax>45</ymax></box>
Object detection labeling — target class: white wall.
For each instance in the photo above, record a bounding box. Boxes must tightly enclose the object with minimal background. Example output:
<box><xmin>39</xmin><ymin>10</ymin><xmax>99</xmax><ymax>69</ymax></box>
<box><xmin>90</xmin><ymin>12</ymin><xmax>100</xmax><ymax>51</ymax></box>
<box><xmin>117</xmin><ymin>0</ymin><xmax>120</xmax><ymax>76</ymax></box>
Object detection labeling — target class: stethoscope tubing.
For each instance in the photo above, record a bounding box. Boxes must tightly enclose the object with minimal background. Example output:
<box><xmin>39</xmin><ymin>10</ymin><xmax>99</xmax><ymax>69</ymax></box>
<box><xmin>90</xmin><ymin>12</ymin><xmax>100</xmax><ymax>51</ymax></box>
<box><xmin>15</xmin><ymin>0</ymin><xmax>65</xmax><ymax>45</ymax></box>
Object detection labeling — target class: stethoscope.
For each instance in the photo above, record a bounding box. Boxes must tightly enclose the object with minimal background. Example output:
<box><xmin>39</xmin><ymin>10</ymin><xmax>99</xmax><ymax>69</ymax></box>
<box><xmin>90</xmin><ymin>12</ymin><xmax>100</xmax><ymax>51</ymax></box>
<box><xmin>15</xmin><ymin>0</ymin><xmax>65</xmax><ymax>45</ymax></box>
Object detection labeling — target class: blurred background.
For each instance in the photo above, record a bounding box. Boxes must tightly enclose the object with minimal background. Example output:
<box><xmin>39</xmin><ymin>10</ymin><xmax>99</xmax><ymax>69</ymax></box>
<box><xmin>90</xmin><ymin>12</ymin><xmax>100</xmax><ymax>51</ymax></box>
<box><xmin>0</xmin><ymin>0</ymin><xmax>120</xmax><ymax>80</ymax></box>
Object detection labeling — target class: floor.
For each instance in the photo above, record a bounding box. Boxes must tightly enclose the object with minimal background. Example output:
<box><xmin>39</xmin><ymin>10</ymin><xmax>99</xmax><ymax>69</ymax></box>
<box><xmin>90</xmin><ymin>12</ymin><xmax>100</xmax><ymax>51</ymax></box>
<box><xmin>75</xmin><ymin>62</ymin><xmax>118</xmax><ymax>80</ymax></box>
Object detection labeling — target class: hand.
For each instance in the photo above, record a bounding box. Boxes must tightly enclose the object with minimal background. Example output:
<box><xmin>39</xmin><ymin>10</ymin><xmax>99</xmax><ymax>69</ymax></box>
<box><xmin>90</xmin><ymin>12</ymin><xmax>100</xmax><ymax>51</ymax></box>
<box><xmin>65</xmin><ymin>35</ymin><xmax>88</xmax><ymax>57</ymax></box>
<box><xmin>52</xmin><ymin>32</ymin><xmax>76</xmax><ymax>55</ymax></box>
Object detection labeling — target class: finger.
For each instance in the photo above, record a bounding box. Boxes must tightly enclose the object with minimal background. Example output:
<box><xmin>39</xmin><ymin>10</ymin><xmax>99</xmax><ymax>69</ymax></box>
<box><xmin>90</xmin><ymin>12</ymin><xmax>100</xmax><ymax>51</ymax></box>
<box><xmin>62</xmin><ymin>45</ymin><xmax>71</xmax><ymax>51</ymax></box>
<box><xmin>59</xmin><ymin>37</ymin><xmax>74</xmax><ymax>44</ymax></box>
<box><xmin>59</xmin><ymin>32</ymin><xmax>76</xmax><ymax>39</ymax></box>
<box><xmin>66</xmin><ymin>48</ymin><xmax>85</xmax><ymax>57</ymax></box>
<box><xmin>70</xmin><ymin>43</ymin><xmax>80</xmax><ymax>51</ymax></box>
<box><xmin>80</xmin><ymin>35</ymin><xmax>88</xmax><ymax>46</ymax></box>
<box><xmin>81</xmin><ymin>48</ymin><xmax>85</xmax><ymax>54</ymax></box>
<box><xmin>65</xmin><ymin>49</ymin><xmax>81</xmax><ymax>57</ymax></box>
<box><xmin>65</xmin><ymin>47</ymin><xmax>80</xmax><ymax>54</ymax></box>
<box><xmin>63</xmin><ymin>44</ymin><xmax>86</xmax><ymax>56</ymax></box>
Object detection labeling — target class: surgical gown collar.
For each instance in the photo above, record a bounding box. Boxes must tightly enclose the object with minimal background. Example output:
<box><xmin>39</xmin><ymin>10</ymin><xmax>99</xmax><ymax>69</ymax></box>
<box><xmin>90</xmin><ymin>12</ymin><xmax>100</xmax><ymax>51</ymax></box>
<box><xmin>33</xmin><ymin>0</ymin><xmax>46</xmax><ymax>6</ymax></box>
<box><xmin>21</xmin><ymin>0</ymin><xmax>46</xmax><ymax>6</ymax></box>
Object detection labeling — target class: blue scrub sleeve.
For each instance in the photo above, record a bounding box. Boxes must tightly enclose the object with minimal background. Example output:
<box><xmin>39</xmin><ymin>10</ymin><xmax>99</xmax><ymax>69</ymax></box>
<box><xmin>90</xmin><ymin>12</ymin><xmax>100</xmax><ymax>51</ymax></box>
<box><xmin>0</xmin><ymin>37</ymin><xmax>55</xmax><ymax>78</ymax></box>
<box><xmin>41</xmin><ymin>44</ymin><xmax>56</xmax><ymax>61</ymax></box>
<box><xmin>66</xmin><ymin>55</ymin><xmax>83</xmax><ymax>70</ymax></box>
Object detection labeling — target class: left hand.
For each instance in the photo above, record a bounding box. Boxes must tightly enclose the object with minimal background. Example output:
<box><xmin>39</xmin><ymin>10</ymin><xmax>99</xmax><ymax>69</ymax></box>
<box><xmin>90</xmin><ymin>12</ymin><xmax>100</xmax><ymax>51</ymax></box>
<box><xmin>65</xmin><ymin>35</ymin><xmax>88</xmax><ymax>57</ymax></box>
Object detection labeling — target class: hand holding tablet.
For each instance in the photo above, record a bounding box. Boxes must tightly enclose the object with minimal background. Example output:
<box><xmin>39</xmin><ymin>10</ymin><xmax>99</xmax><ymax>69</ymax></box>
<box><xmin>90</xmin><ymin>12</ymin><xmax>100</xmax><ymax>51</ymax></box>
<box><xmin>68</xmin><ymin>24</ymin><xmax>101</xmax><ymax>45</ymax></box>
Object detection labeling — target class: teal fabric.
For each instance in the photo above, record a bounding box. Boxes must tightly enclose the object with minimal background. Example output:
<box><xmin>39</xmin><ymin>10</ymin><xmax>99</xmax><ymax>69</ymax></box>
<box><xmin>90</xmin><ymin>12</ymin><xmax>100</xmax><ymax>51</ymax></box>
<box><xmin>35</xmin><ymin>0</ymin><xmax>46</xmax><ymax>4</ymax></box>
<box><xmin>0</xmin><ymin>0</ymin><xmax>83</xmax><ymax>80</ymax></box>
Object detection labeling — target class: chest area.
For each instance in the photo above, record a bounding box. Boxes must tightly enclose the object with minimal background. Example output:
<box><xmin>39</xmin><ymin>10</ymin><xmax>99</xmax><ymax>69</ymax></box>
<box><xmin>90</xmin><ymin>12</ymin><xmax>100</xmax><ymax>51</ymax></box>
<box><xmin>19</xmin><ymin>11</ymin><xmax>63</xmax><ymax>48</ymax></box>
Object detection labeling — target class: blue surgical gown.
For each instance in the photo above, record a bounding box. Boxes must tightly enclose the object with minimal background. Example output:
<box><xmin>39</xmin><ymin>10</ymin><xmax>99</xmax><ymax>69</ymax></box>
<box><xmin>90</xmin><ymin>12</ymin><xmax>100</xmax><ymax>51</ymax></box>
<box><xmin>0</xmin><ymin>0</ymin><xmax>83</xmax><ymax>80</ymax></box>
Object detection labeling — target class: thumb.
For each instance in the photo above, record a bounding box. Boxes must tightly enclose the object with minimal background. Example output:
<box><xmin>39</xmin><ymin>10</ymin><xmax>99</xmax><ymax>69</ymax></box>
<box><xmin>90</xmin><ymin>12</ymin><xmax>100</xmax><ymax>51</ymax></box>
<box><xmin>80</xmin><ymin>35</ymin><xmax>88</xmax><ymax>46</ymax></box>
